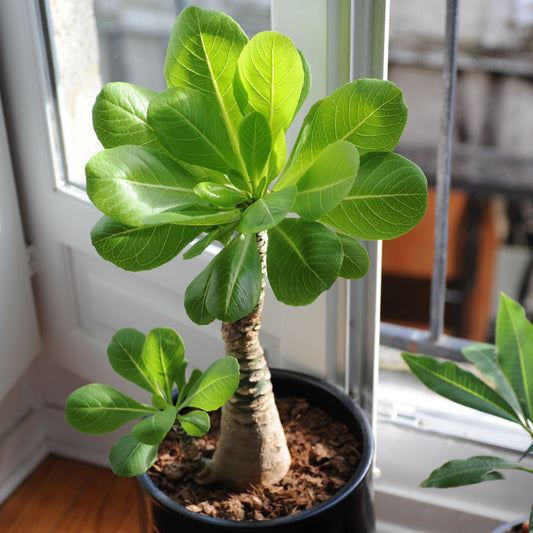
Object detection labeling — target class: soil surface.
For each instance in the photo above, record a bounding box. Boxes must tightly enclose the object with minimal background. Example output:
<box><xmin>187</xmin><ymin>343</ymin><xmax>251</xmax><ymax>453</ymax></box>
<box><xmin>148</xmin><ymin>396</ymin><xmax>361</xmax><ymax>521</ymax></box>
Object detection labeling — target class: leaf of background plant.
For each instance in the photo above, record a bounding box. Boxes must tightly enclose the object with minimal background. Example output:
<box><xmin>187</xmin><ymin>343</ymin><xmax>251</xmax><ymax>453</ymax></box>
<box><xmin>267</xmin><ymin>219</ymin><xmax>343</xmax><ymax>306</ymax></box>
<box><xmin>521</xmin><ymin>442</ymin><xmax>533</xmax><ymax>460</ymax></box>
<box><xmin>293</xmin><ymin>140</ymin><xmax>359</xmax><ymax>220</ymax></box>
<box><xmin>184</xmin><ymin>259</ymin><xmax>216</xmax><ymax>325</ymax></box>
<box><xmin>401</xmin><ymin>353</ymin><xmax>521</xmax><ymax>423</ymax></box>
<box><xmin>92</xmin><ymin>82</ymin><xmax>166</xmax><ymax>152</ymax></box>
<box><xmin>421</xmin><ymin>456</ymin><xmax>517</xmax><ymax>488</ymax></box>
<box><xmin>164</xmin><ymin>6</ymin><xmax>248</xmax><ymax>134</ymax></box>
<box><xmin>91</xmin><ymin>216</ymin><xmax>201</xmax><ymax>272</ymax></box>
<box><xmin>107</xmin><ymin>328</ymin><xmax>154</xmax><ymax>394</ymax></box>
<box><xmin>193</xmin><ymin>182</ymin><xmax>247</xmax><ymax>208</ymax></box>
<box><xmin>206</xmin><ymin>234</ymin><xmax>262</xmax><ymax>322</ymax></box>
<box><xmin>65</xmin><ymin>384</ymin><xmax>157</xmax><ymax>434</ymax></box>
<box><xmin>86</xmin><ymin>145</ymin><xmax>200</xmax><ymax>227</ymax></box>
<box><xmin>181</xmin><ymin>357</ymin><xmax>239</xmax><ymax>411</ymax></box>
<box><xmin>496</xmin><ymin>293</ymin><xmax>533</xmax><ymax>420</ymax></box>
<box><xmin>177</xmin><ymin>410</ymin><xmax>211</xmax><ymax>437</ymax></box>
<box><xmin>148</xmin><ymin>87</ymin><xmax>239</xmax><ymax>174</ymax></box>
<box><xmin>462</xmin><ymin>342</ymin><xmax>523</xmax><ymax>417</ymax></box>
<box><xmin>142</xmin><ymin>328</ymin><xmax>185</xmax><ymax>402</ymax></box>
<box><xmin>237</xmin><ymin>186</ymin><xmax>296</xmax><ymax>234</ymax></box>
<box><xmin>132</xmin><ymin>406</ymin><xmax>178</xmax><ymax>445</ymax></box>
<box><xmin>320</xmin><ymin>152</ymin><xmax>427</xmax><ymax>240</ymax></box>
<box><xmin>143</xmin><ymin>207</ymin><xmax>241</xmax><ymax>227</ymax></box>
<box><xmin>238</xmin><ymin>112</ymin><xmax>272</xmax><ymax>185</ymax></box>
<box><xmin>338</xmin><ymin>234</ymin><xmax>369</xmax><ymax>280</ymax></box>
<box><xmin>276</xmin><ymin>79</ymin><xmax>408</xmax><ymax>190</ymax></box>
<box><xmin>109</xmin><ymin>434</ymin><xmax>158</xmax><ymax>477</ymax></box>
<box><xmin>235</xmin><ymin>31</ymin><xmax>304</xmax><ymax>143</ymax></box>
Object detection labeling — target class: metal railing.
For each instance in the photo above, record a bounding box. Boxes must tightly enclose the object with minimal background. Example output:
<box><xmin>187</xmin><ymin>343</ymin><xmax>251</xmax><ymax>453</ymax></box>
<box><xmin>379</xmin><ymin>0</ymin><xmax>470</xmax><ymax>360</ymax></box>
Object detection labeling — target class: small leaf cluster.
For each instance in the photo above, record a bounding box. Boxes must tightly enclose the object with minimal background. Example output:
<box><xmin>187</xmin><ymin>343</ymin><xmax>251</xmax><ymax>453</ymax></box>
<box><xmin>86</xmin><ymin>6</ymin><xmax>427</xmax><ymax>326</ymax></box>
<box><xmin>65</xmin><ymin>327</ymin><xmax>239</xmax><ymax>477</ymax></box>
<box><xmin>403</xmin><ymin>293</ymin><xmax>533</xmax><ymax>532</ymax></box>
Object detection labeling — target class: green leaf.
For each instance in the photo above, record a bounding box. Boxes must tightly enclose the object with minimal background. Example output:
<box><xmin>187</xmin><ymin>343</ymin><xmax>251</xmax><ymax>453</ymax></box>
<box><xmin>143</xmin><ymin>207</ymin><xmax>241</xmax><ymax>227</ymax></box>
<box><xmin>277</xmin><ymin>79</ymin><xmax>408</xmax><ymax>190</ymax></box>
<box><xmin>65</xmin><ymin>384</ymin><xmax>157</xmax><ymax>435</ymax></box>
<box><xmin>422</xmin><ymin>456</ymin><xmax>519</xmax><ymax>488</ymax></box>
<box><xmin>177</xmin><ymin>368</ymin><xmax>203</xmax><ymax>406</ymax></box>
<box><xmin>181</xmin><ymin>357</ymin><xmax>239</xmax><ymax>411</ymax></box>
<box><xmin>184</xmin><ymin>259</ymin><xmax>216</xmax><ymax>326</ymax></box>
<box><xmin>142</xmin><ymin>328</ymin><xmax>185</xmax><ymax>402</ymax></box>
<box><xmin>177</xmin><ymin>410</ymin><xmax>211</xmax><ymax>437</ymax></box>
<box><xmin>86</xmin><ymin>145</ymin><xmax>200</xmax><ymax>227</ymax></box>
<box><xmin>132</xmin><ymin>406</ymin><xmax>178</xmax><ymax>445</ymax></box>
<box><xmin>182</xmin><ymin>225</ymin><xmax>238</xmax><ymax>260</ymax></box>
<box><xmin>109</xmin><ymin>434</ymin><xmax>158</xmax><ymax>477</ymax></box>
<box><xmin>107</xmin><ymin>328</ymin><xmax>154</xmax><ymax>394</ymax></box>
<box><xmin>293</xmin><ymin>140</ymin><xmax>359</xmax><ymax>220</ymax></box>
<box><xmin>267</xmin><ymin>219</ymin><xmax>343</xmax><ymax>306</ymax></box>
<box><xmin>193</xmin><ymin>182</ymin><xmax>247</xmax><ymax>208</ymax></box>
<box><xmin>496</xmin><ymin>293</ymin><xmax>533</xmax><ymax>420</ymax></box>
<box><xmin>293</xmin><ymin>50</ymin><xmax>311</xmax><ymax>123</ymax></box>
<box><xmin>151</xmin><ymin>393</ymin><xmax>169</xmax><ymax>410</ymax></box>
<box><xmin>401</xmin><ymin>353</ymin><xmax>521</xmax><ymax>423</ymax></box>
<box><xmin>238</xmin><ymin>112</ymin><xmax>272</xmax><ymax>185</ymax></box>
<box><xmin>521</xmin><ymin>442</ymin><xmax>533</xmax><ymax>461</ymax></box>
<box><xmin>164</xmin><ymin>6</ymin><xmax>248</xmax><ymax>133</ymax></box>
<box><xmin>236</xmin><ymin>186</ymin><xmax>296</xmax><ymax>234</ymax></box>
<box><xmin>235</xmin><ymin>31</ymin><xmax>305</xmax><ymax>141</ymax></box>
<box><xmin>148</xmin><ymin>87</ymin><xmax>239</xmax><ymax>174</ymax></box>
<box><xmin>320</xmin><ymin>152</ymin><xmax>428</xmax><ymax>240</ymax></box>
<box><xmin>90</xmin><ymin>216</ymin><xmax>201</xmax><ymax>272</ymax></box>
<box><xmin>206</xmin><ymin>233</ymin><xmax>262</xmax><ymax>322</ymax></box>
<box><xmin>92</xmin><ymin>82</ymin><xmax>165</xmax><ymax>151</ymax></box>
<box><xmin>268</xmin><ymin>133</ymin><xmax>288</xmax><ymax>182</ymax></box>
<box><xmin>462</xmin><ymin>342</ymin><xmax>523</xmax><ymax>417</ymax></box>
<box><xmin>338</xmin><ymin>234</ymin><xmax>369</xmax><ymax>280</ymax></box>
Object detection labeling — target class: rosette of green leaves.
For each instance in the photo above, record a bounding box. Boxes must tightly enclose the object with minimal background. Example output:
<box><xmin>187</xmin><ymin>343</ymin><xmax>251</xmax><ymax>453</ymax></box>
<box><xmin>402</xmin><ymin>294</ymin><xmax>533</xmax><ymax>532</ymax></box>
<box><xmin>86</xmin><ymin>6</ymin><xmax>427</xmax><ymax>325</ymax></box>
<box><xmin>65</xmin><ymin>327</ymin><xmax>239</xmax><ymax>477</ymax></box>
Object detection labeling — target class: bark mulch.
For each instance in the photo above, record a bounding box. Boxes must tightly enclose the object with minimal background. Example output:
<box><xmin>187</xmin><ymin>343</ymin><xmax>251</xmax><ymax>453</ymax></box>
<box><xmin>148</xmin><ymin>396</ymin><xmax>361</xmax><ymax>521</ymax></box>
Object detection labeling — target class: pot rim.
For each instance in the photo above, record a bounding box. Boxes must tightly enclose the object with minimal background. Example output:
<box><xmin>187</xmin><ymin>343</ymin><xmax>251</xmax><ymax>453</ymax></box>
<box><xmin>490</xmin><ymin>517</ymin><xmax>529</xmax><ymax>533</ymax></box>
<box><xmin>137</xmin><ymin>367</ymin><xmax>375</xmax><ymax>528</ymax></box>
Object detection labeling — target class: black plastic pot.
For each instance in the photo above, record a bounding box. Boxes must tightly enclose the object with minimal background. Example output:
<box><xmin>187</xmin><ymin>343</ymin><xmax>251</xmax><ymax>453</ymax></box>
<box><xmin>490</xmin><ymin>518</ymin><xmax>528</xmax><ymax>533</ymax></box>
<box><xmin>137</xmin><ymin>368</ymin><xmax>375</xmax><ymax>532</ymax></box>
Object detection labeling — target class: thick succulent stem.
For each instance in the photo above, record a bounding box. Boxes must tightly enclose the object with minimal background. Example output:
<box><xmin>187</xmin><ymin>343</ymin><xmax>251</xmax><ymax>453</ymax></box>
<box><xmin>173</xmin><ymin>424</ymin><xmax>211</xmax><ymax>479</ymax></box>
<box><xmin>196</xmin><ymin>232</ymin><xmax>291</xmax><ymax>489</ymax></box>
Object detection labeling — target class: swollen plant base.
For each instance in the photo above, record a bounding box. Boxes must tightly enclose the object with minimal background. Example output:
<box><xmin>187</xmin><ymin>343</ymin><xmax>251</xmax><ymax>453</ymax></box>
<box><xmin>150</xmin><ymin>396</ymin><xmax>359</xmax><ymax>519</ymax></box>
<box><xmin>137</xmin><ymin>369</ymin><xmax>375</xmax><ymax>533</ymax></box>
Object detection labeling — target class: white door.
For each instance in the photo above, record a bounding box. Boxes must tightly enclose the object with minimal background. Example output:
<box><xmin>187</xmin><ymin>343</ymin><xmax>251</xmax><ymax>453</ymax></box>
<box><xmin>0</xmin><ymin>95</ymin><xmax>40</xmax><ymax>403</ymax></box>
<box><xmin>0</xmin><ymin>0</ymin><xmax>353</xmax><ymax>401</ymax></box>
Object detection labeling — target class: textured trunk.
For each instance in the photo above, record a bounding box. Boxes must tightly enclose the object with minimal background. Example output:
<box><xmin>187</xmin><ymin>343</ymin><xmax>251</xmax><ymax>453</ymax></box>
<box><xmin>195</xmin><ymin>232</ymin><xmax>291</xmax><ymax>489</ymax></box>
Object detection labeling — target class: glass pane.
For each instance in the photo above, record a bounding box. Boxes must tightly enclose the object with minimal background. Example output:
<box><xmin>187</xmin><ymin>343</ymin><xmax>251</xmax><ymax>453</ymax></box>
<box><xmin>44</xmin><ymin>0</ymin><xmax>270</xmax><ymax>188</ymax></box>
<box><xmin>382</xmin><ymin>0</ymin><xmax>533</xmax><ymax>346</ymax></box>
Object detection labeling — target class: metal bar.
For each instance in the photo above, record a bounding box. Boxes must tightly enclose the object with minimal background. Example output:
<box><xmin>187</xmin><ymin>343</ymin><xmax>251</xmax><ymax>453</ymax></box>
<box><xmin>380</xmin><ymin>322</ymin><xmax>471</xmax><ymax>362</ymax></box>
<box><xmin>429</xmin><ymin>0</ymin><xmax>460</xmax><ymax>341</ymax></box>
<box><xmin>348</xmin><ymin>0</ymin><xmax>389</xmax><ymax>428</ymax></box>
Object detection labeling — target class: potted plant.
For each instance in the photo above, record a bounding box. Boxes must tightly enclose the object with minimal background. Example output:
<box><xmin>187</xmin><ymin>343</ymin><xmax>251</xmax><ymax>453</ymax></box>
<box><xmin>65</xmin><ymin>6</ymin><xmax>428</xmax><ymax>532</ymax></box>
<box><xmin>402</xmin><ymin>293</ymin><xmax>533</xmax><ymax>533</ymax></box>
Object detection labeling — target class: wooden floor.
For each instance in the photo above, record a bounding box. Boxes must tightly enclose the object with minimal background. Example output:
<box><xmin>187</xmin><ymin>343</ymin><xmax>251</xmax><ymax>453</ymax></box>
<box><xmin>0</xmin><ymin>455</ymin><xmax>142</xmax><ymax>533</ymax></box>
